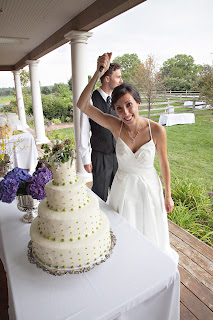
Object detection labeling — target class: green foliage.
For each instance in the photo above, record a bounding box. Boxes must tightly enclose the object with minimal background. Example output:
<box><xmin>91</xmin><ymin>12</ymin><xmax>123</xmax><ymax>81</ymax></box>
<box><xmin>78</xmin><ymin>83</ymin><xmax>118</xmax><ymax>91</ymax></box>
<box><xmin>41</xmin><ymin>86</ymin><xmax>52</xmax><ymax>95</ymax></box>
<box><xmin>20</xmin><ymin>69</ymin><xmax>30</xmax><ymax>88</ymax></box>
<box><xmin>113</xmin><ymin>53</ymin><xmax>141</xmax><ymax>83</ymax></box>
<box><xmin>51</xmin><ymin>118</ymin><xmax>61</xmax><ymax>124</ymax></box>
<box><xmin>68</xmin><ymin>77</ymin><xmax>72</xmax><ymax>91</ymax></box>
<box><xmin>161</xmin><ymin>54</ymin><xmax>201</xmax><ymax>91</ymax></box>
<box><xmin>0</xmin><ymin>88</ymin><xmax>14</xmax><ymax>96</ymax></box>
<box><xmin>169</xmin><ymin>178</ymin><xmax>213</xmax><ymax>247</ymax></box>
<box><xmin>65</xmin><ymin>116</ymin><xmax>72</xmax><ymax>122</ymax></box>
<box><xmin>199</xmin><ymin>64</ymin><xmax>213</xmax><ymax>105</ymax></box>
<box><xmin>52</xmin><ymin>83</ymin><xmax>71</xmax><ymax>97</ymax></box>
<box><xmin>0</xmin><ymin>100</ymin><xmax>17</xmax><ymax>113</ymax></box>
<box><xmin>39</xmin><ymin>138</ymin><xmax>75</xmax><ymax>165</ymax></box>
<box><xmin>27</xmin><ymin>94</ymin><xmax>72</xmax><ymax>122</ymax></box>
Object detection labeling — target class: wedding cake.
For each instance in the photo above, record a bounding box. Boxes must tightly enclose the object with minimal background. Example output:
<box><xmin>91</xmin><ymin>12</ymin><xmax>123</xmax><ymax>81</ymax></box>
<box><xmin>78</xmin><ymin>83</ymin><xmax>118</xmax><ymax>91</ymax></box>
<box><xmin>30</xmin><ymin>149</ymin><xmax>112</xmax><ymax>273</ymax></box>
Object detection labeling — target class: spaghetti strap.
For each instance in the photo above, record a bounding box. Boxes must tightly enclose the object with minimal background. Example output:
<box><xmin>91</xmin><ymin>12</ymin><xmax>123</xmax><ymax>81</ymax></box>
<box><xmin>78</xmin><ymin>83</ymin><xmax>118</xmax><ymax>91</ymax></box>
<box><xmin>118</xmin><ymin>121</ymin><xmax>123</xmax><ymax>138</ymax></box>
<box><xmin>148</xmin><ymin>120</ymin><xmax>153</xmax><ymax>140</ymax></box>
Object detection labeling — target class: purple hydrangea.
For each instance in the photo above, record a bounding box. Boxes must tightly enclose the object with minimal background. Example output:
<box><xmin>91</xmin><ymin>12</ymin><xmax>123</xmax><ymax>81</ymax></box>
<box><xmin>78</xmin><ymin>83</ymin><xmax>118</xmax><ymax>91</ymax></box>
<box><xmin>27</xmin><ymin>168</ymin><xmax>52</xmax><ymax>200</ymax></box>
<box><xmin>27</xmin><ymin>182</ymin><xmax>46</xmax><ymax>200</ymax></box>
<box><xmin>6</xmin><ymin>167</ymin><xmax>31</xmax><ymax>185</ymax></box>
<box><xmin>0</xmin><ymin>178</ymin><xmax>19</xmax><ymax>203</ymax></box>
<box><xmin>32</xmin><ymin>167</ymin><xmax>52</xmax><ymax>184</ymax></box>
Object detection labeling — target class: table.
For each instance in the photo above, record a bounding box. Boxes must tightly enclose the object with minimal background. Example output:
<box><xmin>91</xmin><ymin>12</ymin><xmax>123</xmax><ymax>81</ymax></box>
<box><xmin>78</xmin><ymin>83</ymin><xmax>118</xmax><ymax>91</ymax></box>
<box><xmin>159</xmin><ymin>113</ymin><xmax>195</xmax><ymax>126</ymax></box>
<box><xmin>0</xmin><ymin>198</ymin><xmax>180</xmax><ymax>320</ymax></box>
<box><xmin>0</xmin><ymin>130</ymin><xmax>38</xmax><ymax>173</ymax></box>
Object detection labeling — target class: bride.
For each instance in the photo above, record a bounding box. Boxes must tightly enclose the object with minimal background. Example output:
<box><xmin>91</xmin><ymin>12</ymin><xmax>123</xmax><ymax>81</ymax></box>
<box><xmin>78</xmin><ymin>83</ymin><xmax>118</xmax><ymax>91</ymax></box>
<box><xmin>77</xmin><ymin>53</ymin><xmax>178</xmax><ymax>263</ymax></box>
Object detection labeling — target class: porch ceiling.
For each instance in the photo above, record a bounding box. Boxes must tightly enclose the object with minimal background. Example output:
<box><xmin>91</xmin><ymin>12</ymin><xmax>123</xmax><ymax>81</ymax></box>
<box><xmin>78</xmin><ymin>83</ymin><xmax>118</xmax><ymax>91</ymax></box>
<box><xmin>0</xmin><ymin>0</ymin><xmax>146</xmax><ymax>71</ymax></box>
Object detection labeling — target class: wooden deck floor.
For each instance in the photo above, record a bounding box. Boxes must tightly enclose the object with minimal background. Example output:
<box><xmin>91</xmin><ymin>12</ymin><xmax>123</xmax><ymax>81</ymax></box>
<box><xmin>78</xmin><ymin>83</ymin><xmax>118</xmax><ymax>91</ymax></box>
<box><xmin>0</xmin><ymin>219</ymin><xmax>212</xmax><ymax>320</ymax></box>
<box><xmin>169</xmin><ymin>220</ymin><xmax>213</xmax><ymax>319</ymax></box>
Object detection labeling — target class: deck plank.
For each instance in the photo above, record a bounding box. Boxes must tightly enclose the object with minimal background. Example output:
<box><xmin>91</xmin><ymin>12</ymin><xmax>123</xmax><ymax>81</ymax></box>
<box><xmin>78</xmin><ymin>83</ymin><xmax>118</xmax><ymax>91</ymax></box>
<box><xmin>169</xmin><ymin>232</ymin><xmax>213</xmax><ymax>276</ymax></box>
<box><xmin>171</xmin><ymin>244</ymin><xmax>212</xmax><ymax>291</ymax></box>
<box><xmin>168</xmin><ymin>220</ymin><xmax>213</xmax><ymax>261</ymax></box>
<box><xmin>179</xmin><ymin>265</ymin><xmax>213</xmax><ymax>311</ymax></box>
<box><xmin>180</xmin><ymin>283</ymin><xmax>213</xmax><ymax>319</ymax></box>
<box><xmin>180</xmin><ymin>302</ymin><xmax>198</xmax><ymax>320</ymax></box>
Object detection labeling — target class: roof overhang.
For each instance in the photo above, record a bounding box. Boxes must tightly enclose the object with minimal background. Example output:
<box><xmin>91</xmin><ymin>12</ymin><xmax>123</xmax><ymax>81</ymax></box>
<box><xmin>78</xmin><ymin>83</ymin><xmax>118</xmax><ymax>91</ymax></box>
<box><xmin>0</xmin><ymin>0</ymin><xmax>146</xmax><ymax>71</ymax></box>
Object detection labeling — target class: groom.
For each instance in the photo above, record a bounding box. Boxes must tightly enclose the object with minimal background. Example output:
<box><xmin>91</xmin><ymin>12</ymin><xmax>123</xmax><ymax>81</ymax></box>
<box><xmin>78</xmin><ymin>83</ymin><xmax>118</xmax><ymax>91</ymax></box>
<box><xmin>79</xmin><ymin>62</ymin><xmax>123</xmax><ymax>201</ymax></box>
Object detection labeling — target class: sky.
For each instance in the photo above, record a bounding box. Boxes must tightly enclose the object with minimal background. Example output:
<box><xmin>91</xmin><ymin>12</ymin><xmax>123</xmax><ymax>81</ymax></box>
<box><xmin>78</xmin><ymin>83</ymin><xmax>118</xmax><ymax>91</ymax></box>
<box><xmin>0</xmin><ymin>0</ymin><xmax>212</xmax><ymax>88</ymax></box>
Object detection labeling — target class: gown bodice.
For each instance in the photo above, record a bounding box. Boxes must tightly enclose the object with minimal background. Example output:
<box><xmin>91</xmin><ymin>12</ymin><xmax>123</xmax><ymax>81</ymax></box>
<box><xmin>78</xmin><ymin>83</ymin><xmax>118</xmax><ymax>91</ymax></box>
<box><xmin>116</xmin><ymin>137</ymin><xmax>156</xmax><ymax>174</ymax></box>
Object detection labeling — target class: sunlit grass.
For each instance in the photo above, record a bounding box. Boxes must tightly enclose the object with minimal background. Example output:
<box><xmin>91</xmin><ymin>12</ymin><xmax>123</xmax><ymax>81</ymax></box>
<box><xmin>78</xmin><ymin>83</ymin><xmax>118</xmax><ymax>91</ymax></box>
<box><xmin>0</xmin><ymin>95</ymin><xmax>14</xmax><ymax>104</ymax></box>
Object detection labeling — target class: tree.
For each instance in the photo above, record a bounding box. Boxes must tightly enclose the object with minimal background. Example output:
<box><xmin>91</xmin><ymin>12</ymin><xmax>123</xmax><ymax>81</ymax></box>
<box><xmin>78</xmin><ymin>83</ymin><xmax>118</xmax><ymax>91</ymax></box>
<box><xmin>199</xmin><ymin>64</ymin><xmax>213</xmax><ymax>105</ymax></box>
<box><xmin>68</xmin><ymin>75</ymin><xmax>99</xmax><ymax>91</ymax></box>
<box><xmin>20</xmin><ymin>69</ymin><xmax>30</xmax><ymax>87</ymax></box>
<box><xmin>52</xmin><ymin>83</ymin><xmax>71</xmax><ymax>98</ymax></box>
<box><xmin>68</xmin><ymin>77</ymin><xmax>72</xmax><ymax>91</ymax></box>
<box><xmin>18</xmin><ymin>69</ymin><xmax>31</xmax><ymax>113</ymax></box>
<box><xmin>161</xmin><ymin>54</ymin><xmax>201</xmax><ymax>91</ymax></box>
<box><xmin>113</xmin><ymin>53</ymin><xmax>141</xmax><ymax>83</ymax></box>
<box><xmin>41</xmin><ymin>86</ymin><xmax>52</xmax><ymax>95</ymax></box>
<box><xmin>135</xmin><ymin>55</ymin><xmax>161</xmax><ymax>118</ymax></box>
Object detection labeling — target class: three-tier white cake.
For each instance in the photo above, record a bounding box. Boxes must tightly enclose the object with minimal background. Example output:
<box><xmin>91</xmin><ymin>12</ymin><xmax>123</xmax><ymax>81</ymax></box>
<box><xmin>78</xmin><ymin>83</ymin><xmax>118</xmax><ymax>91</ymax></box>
<box><xmin>30</xmin><ymin>159</ymin><xmax>112</xmax><ymax>271</ymax></box>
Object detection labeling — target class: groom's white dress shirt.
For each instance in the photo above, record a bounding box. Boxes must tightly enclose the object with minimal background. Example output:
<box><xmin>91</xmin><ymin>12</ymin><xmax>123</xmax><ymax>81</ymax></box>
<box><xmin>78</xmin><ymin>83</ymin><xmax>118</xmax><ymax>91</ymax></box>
<box><xmin>79</xmin><ymin>87</ymin><xmax>110</xmax><ymax>165</ymax></box>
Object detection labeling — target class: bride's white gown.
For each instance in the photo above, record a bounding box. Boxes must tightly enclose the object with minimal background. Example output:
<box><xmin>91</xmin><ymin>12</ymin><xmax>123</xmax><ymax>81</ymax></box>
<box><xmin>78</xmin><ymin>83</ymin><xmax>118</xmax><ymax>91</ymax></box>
<box><xmin>109</xmin><ymin>121</ymin><xmax>178</xmax><ymax>263</ymax></box>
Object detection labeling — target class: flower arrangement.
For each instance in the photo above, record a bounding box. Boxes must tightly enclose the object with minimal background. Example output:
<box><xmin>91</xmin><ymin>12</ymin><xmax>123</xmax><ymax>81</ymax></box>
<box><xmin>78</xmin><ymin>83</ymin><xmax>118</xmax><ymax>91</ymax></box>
<box><xmin>0</xmin><ymin>116</ymin><xmax>25</xmax><ymax>177</ymax></box>
<box><xmin>0</xmin><ymin>167</ymin><xmax>52</xmax><ymax>203</ymax></box>
<box><xmin>0</xmin><ymin>117</ymin><xmax>13</xmax><ymax>165</ymax></box>
<box><xmin>39</xmin><ymin>138</ymin><xmax>75</xmax><ymax>168</ymax></box>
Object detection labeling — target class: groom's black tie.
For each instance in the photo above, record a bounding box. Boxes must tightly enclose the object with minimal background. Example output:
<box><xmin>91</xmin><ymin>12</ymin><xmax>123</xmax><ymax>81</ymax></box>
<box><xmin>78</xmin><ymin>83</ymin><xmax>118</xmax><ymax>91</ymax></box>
<box><xmin>106</xmin><ymin>96</ymin><xmax>111</xmax><ymax>107</ymax></box>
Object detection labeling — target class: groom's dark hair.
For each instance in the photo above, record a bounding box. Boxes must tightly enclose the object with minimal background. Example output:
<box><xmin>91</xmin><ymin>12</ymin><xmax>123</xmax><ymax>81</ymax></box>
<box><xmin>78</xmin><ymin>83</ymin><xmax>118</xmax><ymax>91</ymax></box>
<box><xmin>111</xmin><ymin>82</ymin><xmax>141</xmax><ymax>110</ymax></box>
<box><xmin>100</xmin><ymin>62</ymin><xmax>121</xmax><ymax>82</ymax></box>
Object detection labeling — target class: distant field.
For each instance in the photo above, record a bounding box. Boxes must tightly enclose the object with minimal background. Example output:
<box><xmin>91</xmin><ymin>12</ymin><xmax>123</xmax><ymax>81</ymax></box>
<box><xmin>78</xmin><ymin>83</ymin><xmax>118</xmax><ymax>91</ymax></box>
<box><xmin>0</xmin><ymin>95</ymin><xmax>14</xmax><ymax>104</ymax></box>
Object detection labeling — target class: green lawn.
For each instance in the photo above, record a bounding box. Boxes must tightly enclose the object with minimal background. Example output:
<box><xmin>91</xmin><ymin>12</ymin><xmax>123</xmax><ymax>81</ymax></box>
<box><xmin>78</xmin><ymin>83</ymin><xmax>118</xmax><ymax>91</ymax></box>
<box><xmin>154</xmin><ymin>114</ymin><xmax>213</xmax><ymax>192</ymax></box>
<box><xmin>0</xmin><ymin>95</ymin><xmax>14</xmax><ymax>104</ymax></box>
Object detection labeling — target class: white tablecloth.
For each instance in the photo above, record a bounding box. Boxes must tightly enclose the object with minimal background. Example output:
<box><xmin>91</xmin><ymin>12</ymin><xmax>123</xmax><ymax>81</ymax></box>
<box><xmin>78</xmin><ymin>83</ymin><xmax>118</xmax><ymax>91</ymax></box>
<box><xmin>159</xmin><ymin>113</ymin><xmax>195</xmax><ymax>126</ymax></box>
<box><xmin>0</xmin><ymin>131</ymin><xmax>38</xmax><ymax>173</ymax></box>
<box><xmin>0</xmin><ymin>198</ymin><xmax>180</xmax><ymax>320</ymax></box>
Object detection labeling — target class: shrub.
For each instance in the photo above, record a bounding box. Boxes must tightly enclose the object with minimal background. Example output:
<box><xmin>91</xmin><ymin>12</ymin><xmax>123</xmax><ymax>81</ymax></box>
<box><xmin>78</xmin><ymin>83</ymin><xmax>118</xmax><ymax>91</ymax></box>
<box><xmin>1</xmin><ymin>100</ymin><xmax>17</xmax><ymax>113</ymax></box>
<box><xmin>41</xmin><ymin>94</ymin><xmax>72</xmax><ymax>121</ymax></box>
<box><xmin>51</xmin><ymin>118</ymin><xmax>61</xmax><ymax>124</ymax></box>
<box><xmin>169</xmin><ymin>178</ymin><xmax>213</xmax><ymax>247</ymax></box>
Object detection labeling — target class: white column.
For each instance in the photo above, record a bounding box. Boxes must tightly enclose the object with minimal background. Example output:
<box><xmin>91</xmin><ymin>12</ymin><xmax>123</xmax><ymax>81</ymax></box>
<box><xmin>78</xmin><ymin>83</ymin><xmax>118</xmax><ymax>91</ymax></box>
<box><xmin>26</xmin><ymin>60</ymin><xmax>49</xmax><ymax>144</ymax></box>
<box><xmin>12</xmin><ymin>70</ymin><xmax>28</xmax><ymax>128</ymax></box>
<box><xmin>65</xmin><ymin>30</ymin><xmax>93</xmax><ymax>175</ymax></box>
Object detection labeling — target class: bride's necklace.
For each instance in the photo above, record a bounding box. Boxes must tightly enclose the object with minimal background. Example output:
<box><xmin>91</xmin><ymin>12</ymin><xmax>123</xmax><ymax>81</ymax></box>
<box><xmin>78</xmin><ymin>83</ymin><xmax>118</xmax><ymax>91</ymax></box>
<box><xmin>128</xmin><ymin>130</ymin><xmax>140</xmax><ymax>145</ymax></box>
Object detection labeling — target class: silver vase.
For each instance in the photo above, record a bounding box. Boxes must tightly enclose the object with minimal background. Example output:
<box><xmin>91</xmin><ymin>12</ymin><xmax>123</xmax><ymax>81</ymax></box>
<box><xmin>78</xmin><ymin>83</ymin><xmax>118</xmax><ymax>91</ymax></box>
<box><xmin>16</xmin><ymin>195</ymin><xmax>39</xmax><ymax>223</ymax></box>
<box><xmin>0</xmin><ymin>161</ymin><xmax>11</xmax><ymax>178</ymax></box>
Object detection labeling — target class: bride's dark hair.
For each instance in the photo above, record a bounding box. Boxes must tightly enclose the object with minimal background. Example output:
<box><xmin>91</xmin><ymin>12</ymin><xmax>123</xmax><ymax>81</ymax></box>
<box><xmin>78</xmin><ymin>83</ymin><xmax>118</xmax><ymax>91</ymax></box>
<box><xmin>111</xmin><ymin>82</ymin><xmax>141</xmax><ymax>110</ymax></box>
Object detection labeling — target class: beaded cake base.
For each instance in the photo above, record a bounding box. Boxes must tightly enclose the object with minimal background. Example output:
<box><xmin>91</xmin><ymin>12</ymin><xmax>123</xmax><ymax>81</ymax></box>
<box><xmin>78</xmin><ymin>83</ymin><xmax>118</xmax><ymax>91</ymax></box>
<box><xmin>27</xmin><ymin>230</ymin><xmax>116</xmax><ymax>276</ymax></box>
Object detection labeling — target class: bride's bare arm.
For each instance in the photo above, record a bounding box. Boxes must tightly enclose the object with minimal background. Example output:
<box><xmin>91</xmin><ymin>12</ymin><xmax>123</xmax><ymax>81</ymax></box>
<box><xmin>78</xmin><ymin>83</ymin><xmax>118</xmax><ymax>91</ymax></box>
<box><xmin>77</xmin><ymin>53</ymin><xmax>118</xmax><ymax>133</ymax></box>
<box><xmin>154</xmin><ymin>123</ymin><xmax>174</xmax><ymax>213</ymax></box>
